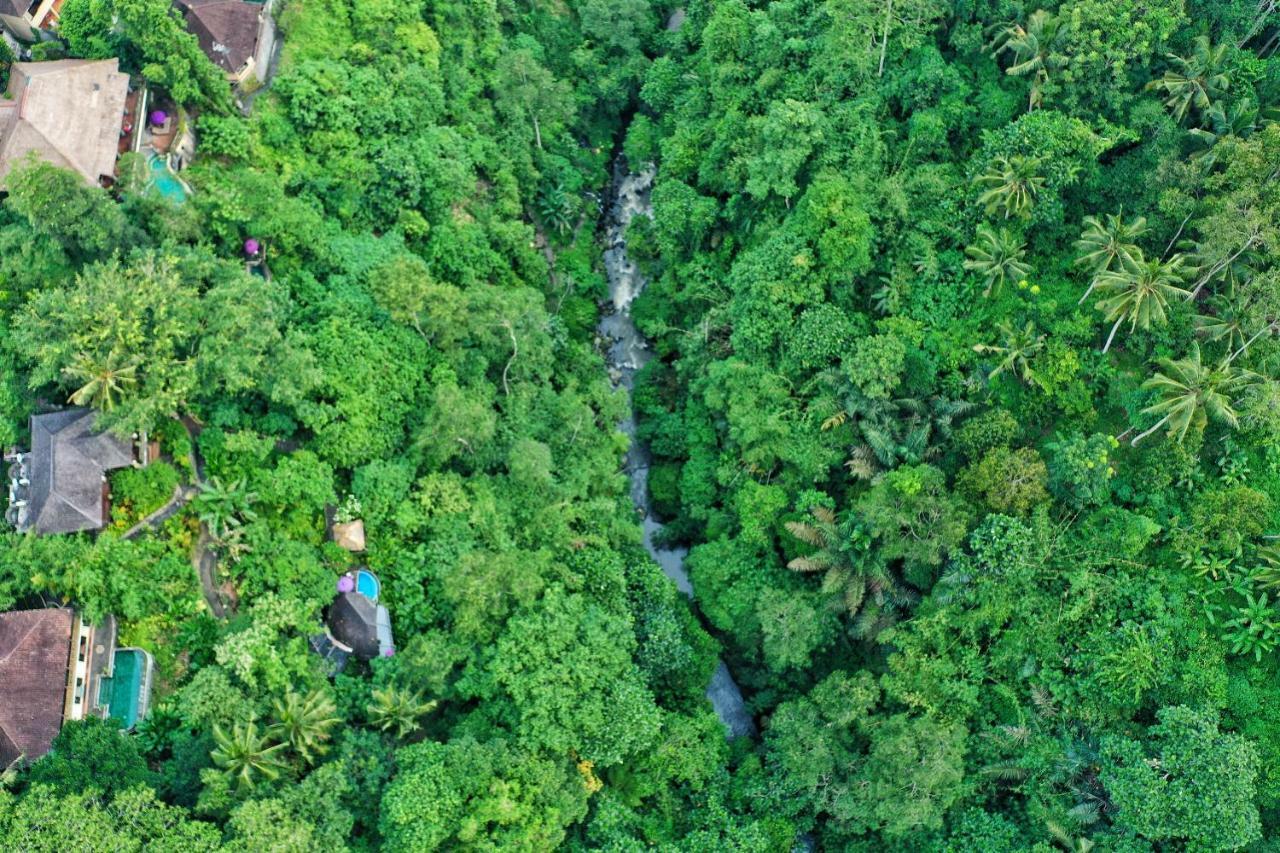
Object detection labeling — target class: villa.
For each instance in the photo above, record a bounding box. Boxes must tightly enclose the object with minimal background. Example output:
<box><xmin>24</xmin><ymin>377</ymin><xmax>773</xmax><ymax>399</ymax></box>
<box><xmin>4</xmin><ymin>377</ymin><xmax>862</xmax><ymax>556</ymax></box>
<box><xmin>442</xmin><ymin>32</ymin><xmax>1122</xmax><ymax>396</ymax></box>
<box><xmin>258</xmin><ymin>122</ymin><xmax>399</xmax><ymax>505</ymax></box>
<box><xmin>4</xmin><ymin>408</ymin><xmax>141</xmax><ymax>535</ymax></box>
<box><xmin>311</xmin><ymin>568</ymin><xmax>394</xmax><ymax>673</ymax></box>
<box><xmin>0</xmin><ymin>608</ymin><xmax>154</xmax><ymax>767</ymax></box>
<box><xmin>0</xmin><ymin>0</ymin><xmax>61</xmax><ymax>42</ymax></box>
<box><xmin>175</xmin><ymin>0</ymin><xmax>263</xmax><ymax>85</ymax></box>
<box><xmin>0</xmin><ymin>59</ymin><xmax>129</xmax><ymax>188</ymax></box>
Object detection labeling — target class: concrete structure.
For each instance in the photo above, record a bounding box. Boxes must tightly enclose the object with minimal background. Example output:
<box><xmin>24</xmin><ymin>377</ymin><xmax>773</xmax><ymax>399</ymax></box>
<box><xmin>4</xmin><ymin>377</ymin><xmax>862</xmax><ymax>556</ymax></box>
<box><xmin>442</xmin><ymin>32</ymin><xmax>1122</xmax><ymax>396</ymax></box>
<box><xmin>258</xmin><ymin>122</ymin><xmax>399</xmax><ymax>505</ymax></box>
<box><xmin>0</xmin><ymin>0</ymin><xmax>61</xmax><ymax>43</ymax></box>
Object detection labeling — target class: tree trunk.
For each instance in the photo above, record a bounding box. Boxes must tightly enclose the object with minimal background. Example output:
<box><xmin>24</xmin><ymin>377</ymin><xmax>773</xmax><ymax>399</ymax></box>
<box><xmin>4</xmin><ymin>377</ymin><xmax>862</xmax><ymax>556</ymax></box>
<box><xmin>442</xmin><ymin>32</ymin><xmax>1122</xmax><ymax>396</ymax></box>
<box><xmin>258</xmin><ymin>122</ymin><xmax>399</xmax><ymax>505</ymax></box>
<box><xmin>877</xmin><ymin>0</ymin><xmax>894</xmax><ymax>78</ymax></box>
<box><xmin>1131</xmin><ymin>413</ymin><xmax>1173</xmax><ymax>446</ymax></box>
<box><xmin>1230</xmin><ymin>320</ymin><xmax>1277</xmax><ymax>363</ymax></box>
<box><xmin>1102</xmin><ymin>316</ymin><xmax>1125</xmax><ymax>353</ymax></box>
<box><xmin>1191</xmin><ymin>234</ymin><xmax>1258</xmax><ymax>297</ymax></box>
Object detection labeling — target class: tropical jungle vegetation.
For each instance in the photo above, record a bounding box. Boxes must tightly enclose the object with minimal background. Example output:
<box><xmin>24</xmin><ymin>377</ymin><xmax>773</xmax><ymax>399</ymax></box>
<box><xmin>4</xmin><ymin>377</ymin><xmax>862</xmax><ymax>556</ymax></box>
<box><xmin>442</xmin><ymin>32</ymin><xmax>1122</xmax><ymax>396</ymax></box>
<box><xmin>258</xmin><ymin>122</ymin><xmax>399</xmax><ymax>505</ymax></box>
<box><xmin>2</xmin><ymin>0</ymin><xmax>1280</xmax><ymax>849</ymax></box>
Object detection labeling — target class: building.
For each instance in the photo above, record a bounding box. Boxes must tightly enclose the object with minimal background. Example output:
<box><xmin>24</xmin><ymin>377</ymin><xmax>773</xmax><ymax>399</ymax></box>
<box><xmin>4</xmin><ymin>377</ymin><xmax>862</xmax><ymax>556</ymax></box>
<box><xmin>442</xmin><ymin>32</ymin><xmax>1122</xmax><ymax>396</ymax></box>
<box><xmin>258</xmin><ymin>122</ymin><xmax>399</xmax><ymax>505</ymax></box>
<box><xmin>311</xmin><ymin>569</ymin><xmax>394</xmax><ymax>673</ymax></box>
<box><xmin>5</xmin><ymin>408</ymin><xmax>137</xmax><ymax>535</ymax></box>
<box><xmin>0</xmin><ymin>59</ymin><xmax>129</xmax><ymax>187</ymax></box>
<box><xmin>0</xmin><ymin>0</ymin><xmax>61</xmax><ymax>43</ymax></box>
<box><xmin>0</xmin><ymin>608</ymin><xmax>154</xmax><ymax>767</ymax></box>
<box><xmin>175</xmin><ymin>0</ymin><xmax>262</xmax><ymax>85</ymax></box>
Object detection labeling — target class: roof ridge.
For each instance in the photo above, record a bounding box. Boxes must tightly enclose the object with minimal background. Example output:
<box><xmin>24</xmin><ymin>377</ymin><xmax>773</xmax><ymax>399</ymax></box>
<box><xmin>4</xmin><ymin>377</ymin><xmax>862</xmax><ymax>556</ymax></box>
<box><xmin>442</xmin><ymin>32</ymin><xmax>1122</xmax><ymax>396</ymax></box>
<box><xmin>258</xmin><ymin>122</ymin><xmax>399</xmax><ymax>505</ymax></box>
<box><xmin>0</xmin><ymin>616</ymin><xmax>41</xmax><ymax>669</ymax></box>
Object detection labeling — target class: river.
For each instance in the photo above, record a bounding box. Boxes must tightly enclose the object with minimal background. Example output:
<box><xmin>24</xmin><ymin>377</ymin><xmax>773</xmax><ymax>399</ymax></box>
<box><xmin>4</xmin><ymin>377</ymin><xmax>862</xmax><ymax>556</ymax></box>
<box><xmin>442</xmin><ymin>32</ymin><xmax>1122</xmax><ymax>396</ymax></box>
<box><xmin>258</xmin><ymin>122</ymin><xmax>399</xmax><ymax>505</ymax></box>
<box><xmin>597</xmin><ymin>160</ymin><xmax>756</xmax><ymax>739</ymax></box>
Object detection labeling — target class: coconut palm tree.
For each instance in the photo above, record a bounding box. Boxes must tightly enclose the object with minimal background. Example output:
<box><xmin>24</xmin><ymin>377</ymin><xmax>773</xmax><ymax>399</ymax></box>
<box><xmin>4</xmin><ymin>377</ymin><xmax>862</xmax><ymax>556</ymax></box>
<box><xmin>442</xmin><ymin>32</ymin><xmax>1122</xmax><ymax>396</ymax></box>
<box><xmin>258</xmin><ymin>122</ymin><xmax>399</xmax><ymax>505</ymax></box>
<box><xmin>63</xmin><ymin>350</ymin><xmax>140</xmax><ymax>412</ymax></box>
<box><xmin>270</xmin><ymin>689</ymin><xmax>341</xmax><ymax>767</ymax></box>
<box><xmin>1194</xmin><ymin>279</ymin><xmax>1268</xmax><ymax>357</ymax></box>
<box><xmin>210</xmin><ymin>718</ymin><xmax>288</xmax><ymax>790</ymax></box>
<box><xmin>975</xmin><ymin>156</ymin><xmax>1046</xmax><ymax>220</ymax></box>
<box><xmin>784</xmin><ymin>506</ymin><xmax>910</xmax><ymax>640</ymax></box>
<box><xmin>988</xmin><ymin>11</ymin><xmax>1066</xmax><ymax>110</ymax></box>
<box><xmin>1189</xmin><ymin>98</ymin><xmax>1261</xmax><ymax>167</ymax></box>
<box><xmin>1147</xmin><ymin>35</ymin><xmax>1231</xmax><ymax>125</ymax></box>
<box><xmin>1073</xmin><ymin>213</ymin><xmax>1148</xmax><ymax>305</ymax></box>
<box><xmin>1131</xmin><ymin>344</ymin><xmax>1257</xmax><ymax>445</ymax></box>
<box><xmin>1092</xmin><ymin>254</ymin><xmax>1192</xmax><ymax>353</ymax></box>
<box><xmin>974</xmin><ymin>321</ymin><xmax>1046</xmax><ymax>384</ymax></box>
<box><xmin>964</xmin><ymin>224</ymin><xmax>1032</xmax><ymax>296</ymax></box>
<box><xmin>367</xmin><ymin>686</ymin><xmax>438</xmax><ymax>739</ymax></box>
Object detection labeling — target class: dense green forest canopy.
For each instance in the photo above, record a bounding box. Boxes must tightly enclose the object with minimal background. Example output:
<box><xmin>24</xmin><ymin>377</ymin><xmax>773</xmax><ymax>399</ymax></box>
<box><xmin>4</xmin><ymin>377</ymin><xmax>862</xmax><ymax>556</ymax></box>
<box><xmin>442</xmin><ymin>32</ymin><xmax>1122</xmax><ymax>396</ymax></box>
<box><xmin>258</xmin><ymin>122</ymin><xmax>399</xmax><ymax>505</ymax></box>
<box><xmin>1</xmin><ymin>0</ymin><xmax>1280</xmax><ymax>849</ymax></box>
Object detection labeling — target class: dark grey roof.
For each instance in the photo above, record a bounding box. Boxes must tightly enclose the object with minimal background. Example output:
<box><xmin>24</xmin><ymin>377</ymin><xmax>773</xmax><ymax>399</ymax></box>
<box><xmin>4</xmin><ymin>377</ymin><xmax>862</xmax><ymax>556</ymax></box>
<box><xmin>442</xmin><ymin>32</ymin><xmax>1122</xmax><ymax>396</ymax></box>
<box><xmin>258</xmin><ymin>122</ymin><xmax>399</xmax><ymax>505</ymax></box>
<box><xmin>327</xmin><ymin>593</ymin><xmax>379</xmax><ymax>659</ymax></box>
<box><xmin>25</xmin><ymin>409</ymin><xmax>132</xmax><ymax>535</ymax></box>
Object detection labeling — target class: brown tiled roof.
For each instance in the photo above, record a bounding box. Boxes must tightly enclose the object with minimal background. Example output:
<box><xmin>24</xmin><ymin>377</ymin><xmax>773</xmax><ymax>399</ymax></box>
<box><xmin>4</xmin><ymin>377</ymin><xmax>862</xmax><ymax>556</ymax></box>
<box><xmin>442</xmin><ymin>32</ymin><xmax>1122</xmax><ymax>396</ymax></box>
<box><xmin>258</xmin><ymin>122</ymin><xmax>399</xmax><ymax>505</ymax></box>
<box><xmin>177</xmin><ymin>0</ymin><xmax>260</xmax><ymax>74</ymax></box>
<box><xmin>0</xmin><ymin>609</ymin><xmax>72</xmax><ymax>767</ymax></box>
<box><xmin>0</xmin><ymin>59</ymin><xmax>129</xmax><ymax>186</ymax></box>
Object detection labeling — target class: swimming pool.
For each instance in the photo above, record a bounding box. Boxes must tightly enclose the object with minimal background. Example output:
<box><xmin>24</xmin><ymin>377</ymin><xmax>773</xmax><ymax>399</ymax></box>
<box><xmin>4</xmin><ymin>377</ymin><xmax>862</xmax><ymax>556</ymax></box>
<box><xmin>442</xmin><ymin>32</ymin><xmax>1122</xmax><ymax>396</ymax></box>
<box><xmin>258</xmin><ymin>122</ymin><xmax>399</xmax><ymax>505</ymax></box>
<box><xmin>147</xmin><ymin>153</ymin><xmax>188</xmax><ymax>203</ymax></box>
<box><xmin>355</xmin><ymin>569</ymin><xmax>380</xmax><ymax>601</ymax></box>
<box><xmin>97</xmin><ymin>648</ymin><xmax>155</xmax><ymax>729</ymax></box>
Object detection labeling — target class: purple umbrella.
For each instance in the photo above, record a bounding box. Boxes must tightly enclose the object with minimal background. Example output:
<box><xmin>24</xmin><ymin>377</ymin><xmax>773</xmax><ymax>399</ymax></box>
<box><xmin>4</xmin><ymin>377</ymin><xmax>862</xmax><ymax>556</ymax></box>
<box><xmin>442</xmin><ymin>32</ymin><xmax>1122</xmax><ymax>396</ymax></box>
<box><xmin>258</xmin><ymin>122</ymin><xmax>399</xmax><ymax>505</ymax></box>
<box><xmin>336</xmin><ymin>574</ymin><xmax>355</xmax><ymax>594</ymax></box>
<box><xmin>150</xmin><ymin>110</ymin><xmax>167</xmax><ymax>126</ymax></box>
<box><xmin>244</xmin><ymin>238</ymin><xmax>260</xmax><ymax>256</ymax></box>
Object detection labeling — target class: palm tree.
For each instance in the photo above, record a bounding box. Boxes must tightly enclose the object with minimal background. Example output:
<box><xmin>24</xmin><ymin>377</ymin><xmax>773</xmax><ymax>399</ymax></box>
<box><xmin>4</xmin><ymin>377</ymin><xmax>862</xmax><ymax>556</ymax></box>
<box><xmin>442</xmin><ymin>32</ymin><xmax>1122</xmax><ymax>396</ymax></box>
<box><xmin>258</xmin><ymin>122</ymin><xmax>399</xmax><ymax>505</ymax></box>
<box><xmin>964</xmin><ymin>224</ymin><xmax>1032</xmax><ymax>296</ymax></box>
<box><xmin>1189</xmin><ymin>98</ymin><xmax>1260</xmax><ymax>167</ymax></box>
<box><xmin>269</xmin><ymin>689</ymin><xmax>341</xmax><ymax>767</ymax></box>
<box><xmin>1092</xmin><ymin>254</ymin><xmax>1191</xmax><ymax>353</ymax></box>
<box><xmin>988</xmin><ymin>11</ymin><xmax>1066</xmax><ymax>109</ymax></box>
<box><xmin>975</xmin><ymin>156</ymin><xmax>1046</xmax><ymax>220</ymax></box>
<box><xmin>196</xmin><ymin>477</ymin><xmax>258</xmax><ymax>538</ymax></box>
<box><xmin>62</xmin><ymin>350</ymin><xmax>140</xmax><ymax>412</ymax></box>
<box><xmin>1131</xmin><ymin>344</ymin><xmax>1257</xmax><ymax>445</ymax></box>
<box><xmin>1147</xmin><ymin>36</ymin><xmax>1231</xmax><ymax>125</ymax></box>
<box><xmin>974</xmin><ymin>321</ymin><xmax>1046</xmax><ymax>384</ymax></box>
<box><xmin>1073</xmin><ymin>213</ymin><xmax>1148</xmax><ymax>305</ymax></box>
<box><xmin>210</xmin><ymin>718</ymin><xmax>288</xmax><ymax>790</ymax></box>
<box><xmin>367</xmin><ymin>686</ymin><xmax>438</xmax><ymax>739</ymax></box>
<box><xmin>1194</xmin><ymin>279</ymin><xmax>1263</xmax><ymax>357</ymax></box>
<box><xmin>784</xmin><ymin>506</ymin><xmax>909</xmax><ymax>640</ymax></box>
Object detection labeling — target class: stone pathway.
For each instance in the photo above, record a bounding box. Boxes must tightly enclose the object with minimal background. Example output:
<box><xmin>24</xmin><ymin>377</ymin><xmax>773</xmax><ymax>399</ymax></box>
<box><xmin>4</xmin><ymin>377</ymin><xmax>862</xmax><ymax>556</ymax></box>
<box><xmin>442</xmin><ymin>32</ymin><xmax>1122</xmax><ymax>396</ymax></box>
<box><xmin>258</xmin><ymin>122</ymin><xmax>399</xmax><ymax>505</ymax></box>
<box><xmin>179</xmin><ymin>415</ymin><xmax>227</xmax><ymax>619</ymax></box>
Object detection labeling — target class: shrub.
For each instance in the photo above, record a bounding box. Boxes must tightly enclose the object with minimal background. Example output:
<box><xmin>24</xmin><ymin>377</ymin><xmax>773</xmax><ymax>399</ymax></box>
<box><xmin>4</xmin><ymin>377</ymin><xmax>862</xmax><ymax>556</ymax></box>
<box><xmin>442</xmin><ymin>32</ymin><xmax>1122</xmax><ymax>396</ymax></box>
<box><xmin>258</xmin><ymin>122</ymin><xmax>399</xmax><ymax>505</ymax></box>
<box><xmin>111</xmin><ymin>462</ymin><xmax>181</xmax><ymax>523</ymax></box>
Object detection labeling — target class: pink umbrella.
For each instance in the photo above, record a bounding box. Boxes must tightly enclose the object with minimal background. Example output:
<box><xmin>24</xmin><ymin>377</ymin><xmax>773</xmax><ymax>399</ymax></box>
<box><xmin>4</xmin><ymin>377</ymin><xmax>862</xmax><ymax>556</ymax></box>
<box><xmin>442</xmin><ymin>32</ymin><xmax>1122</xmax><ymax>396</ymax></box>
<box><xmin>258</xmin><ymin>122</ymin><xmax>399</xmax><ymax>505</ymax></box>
<box><xmin>244</xmin><ymin>238</ymin><xmax>260</xmax><ymax>256</ymax></box>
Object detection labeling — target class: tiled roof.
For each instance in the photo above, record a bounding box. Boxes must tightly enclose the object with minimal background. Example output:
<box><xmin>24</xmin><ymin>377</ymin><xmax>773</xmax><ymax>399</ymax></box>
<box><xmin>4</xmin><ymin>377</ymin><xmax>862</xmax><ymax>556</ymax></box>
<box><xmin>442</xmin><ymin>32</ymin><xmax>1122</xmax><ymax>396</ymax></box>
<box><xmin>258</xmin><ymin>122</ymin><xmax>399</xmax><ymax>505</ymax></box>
<box><xmin>177</xmin><ymin>0</ymin><xmax>260</xmax><ymax>74</ymax></box>
<box><xmin>0</xmin><ymin>59</ymin><xmax>129</xmax><ymax>186</ymax></box>
<box><xmin>0</xmin><ymin>609</ymin><xmax>72</xmax><ymax>767</ymax></box>
<box><xmin>25</xmin><ymin>408</ymin><xmax>133</xmax><ymax>535</ymax></box>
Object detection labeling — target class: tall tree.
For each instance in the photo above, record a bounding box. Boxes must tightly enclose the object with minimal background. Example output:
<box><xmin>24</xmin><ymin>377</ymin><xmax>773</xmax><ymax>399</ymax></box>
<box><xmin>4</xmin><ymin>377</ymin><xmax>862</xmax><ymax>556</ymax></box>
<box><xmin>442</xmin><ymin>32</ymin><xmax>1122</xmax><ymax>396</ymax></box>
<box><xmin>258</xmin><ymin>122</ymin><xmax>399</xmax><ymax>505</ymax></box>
<box><xmin>210</xmin><ymin>719</ymin><xmax>288</xmax><ymax>790</ymax></box>
<box><xmin>975</xmin><ymin>156</ymin><xmax>1045</xmax><ymax>220</ymax></box>
<box><xmin>989</xmin><ymin>10</ymin><xmax>1066</xmax><ymax>109</ymax></box>
<box><xmin>1132</xmin><ymin>344</ymin><xmax>1257</xmax><ymax>444</ymax></box>
<box><xmin>964</xmin><ymin>224</ymin><xmax>1032</xmax><ymax>296</ymax></box>
<box><xmin>1074</xmin><ymin>213</ymin><xmax>1148</xmax><ymax>305</ymax></box>
<box><xmin>1092</xmin><ymin>254</ymin><xmax>1191</xmax><ymax>352</ymax></box>
<box><xmin>1147</xmin><ymin>35</ymin><xmax>1231</xmax><ymax>125</ymax></box>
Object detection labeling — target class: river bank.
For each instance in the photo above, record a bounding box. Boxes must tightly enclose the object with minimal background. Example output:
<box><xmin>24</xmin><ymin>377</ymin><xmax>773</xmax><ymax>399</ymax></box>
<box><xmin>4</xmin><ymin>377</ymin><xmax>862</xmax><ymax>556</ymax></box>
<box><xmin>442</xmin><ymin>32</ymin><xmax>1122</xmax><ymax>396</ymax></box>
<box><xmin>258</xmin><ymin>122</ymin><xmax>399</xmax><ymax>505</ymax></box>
<box><xmin>597</xmin><ymin>158</ymin><xmax>755</xmax><ymax>739</ymax></box>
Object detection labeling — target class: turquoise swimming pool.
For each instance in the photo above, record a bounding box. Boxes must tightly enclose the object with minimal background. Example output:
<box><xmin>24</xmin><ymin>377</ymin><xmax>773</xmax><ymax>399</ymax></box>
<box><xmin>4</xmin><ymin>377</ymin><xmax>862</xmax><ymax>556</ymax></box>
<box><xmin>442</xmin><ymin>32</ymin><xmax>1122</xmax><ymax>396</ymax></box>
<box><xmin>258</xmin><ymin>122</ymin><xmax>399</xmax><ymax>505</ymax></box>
<box><xmin>147</xmin><ymin>153</ymin><xmax>188</xmax><ymax>203</ymax></box>
<box><xmin>355</xmin><ymin>569</ymin><xmax>380</xmax><ymax>601</ymax></box>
